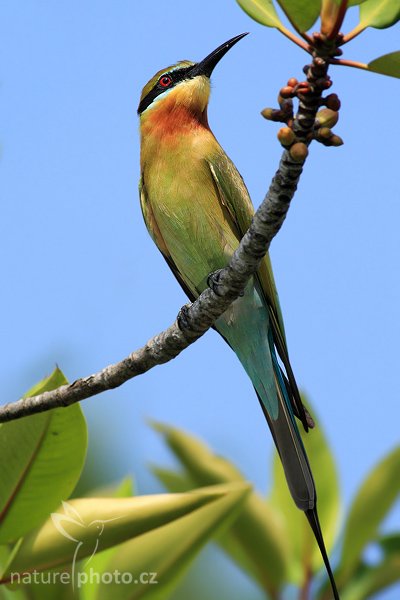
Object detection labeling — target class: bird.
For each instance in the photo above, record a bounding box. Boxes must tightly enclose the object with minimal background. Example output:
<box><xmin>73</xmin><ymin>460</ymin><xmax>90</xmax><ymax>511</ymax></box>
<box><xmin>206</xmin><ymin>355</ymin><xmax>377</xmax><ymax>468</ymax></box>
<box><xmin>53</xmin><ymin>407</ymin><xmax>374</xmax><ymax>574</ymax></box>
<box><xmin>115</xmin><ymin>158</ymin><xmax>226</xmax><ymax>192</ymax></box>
<box><xmin>137</xmin><ymin>33</ymin><xmax>339</xmax><ymax>599</ymax></box>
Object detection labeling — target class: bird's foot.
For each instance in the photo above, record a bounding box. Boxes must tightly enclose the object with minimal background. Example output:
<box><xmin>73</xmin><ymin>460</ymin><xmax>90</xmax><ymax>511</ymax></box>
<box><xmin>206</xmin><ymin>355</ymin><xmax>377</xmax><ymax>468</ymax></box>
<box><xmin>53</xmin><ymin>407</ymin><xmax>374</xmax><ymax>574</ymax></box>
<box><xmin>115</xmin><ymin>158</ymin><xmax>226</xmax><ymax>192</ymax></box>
<box><xmin>177</xmin><ymin>304</ymin><xmax>192</xmax><ymax>331</ymax></box>
<box><xmin>207</xmin><ymin>269</ymin><xmax>225</xmax><ymax>297</ymax></box>
<box><xmin>207</xmin><ymin>269</ymin><xmax>244</xmax><ymax>298</ymax></box>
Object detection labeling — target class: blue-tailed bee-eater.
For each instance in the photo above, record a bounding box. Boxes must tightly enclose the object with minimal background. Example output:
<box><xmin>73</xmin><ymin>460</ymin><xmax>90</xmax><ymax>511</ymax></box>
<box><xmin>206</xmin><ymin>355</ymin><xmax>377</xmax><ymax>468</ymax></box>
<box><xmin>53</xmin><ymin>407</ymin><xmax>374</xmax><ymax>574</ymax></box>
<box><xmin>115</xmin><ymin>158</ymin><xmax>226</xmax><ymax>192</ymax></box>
<box><xmin>138</xmin><ymin>33</ymin><xmax>339</xmax><ymax>599</ymax></box>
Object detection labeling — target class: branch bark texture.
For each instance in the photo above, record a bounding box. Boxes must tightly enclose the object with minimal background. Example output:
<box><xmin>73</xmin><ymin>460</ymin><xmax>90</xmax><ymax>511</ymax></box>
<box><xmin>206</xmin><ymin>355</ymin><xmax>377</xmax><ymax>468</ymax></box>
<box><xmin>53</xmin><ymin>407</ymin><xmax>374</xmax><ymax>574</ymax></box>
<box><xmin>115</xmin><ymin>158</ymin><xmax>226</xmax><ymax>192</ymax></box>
<box><xmin>0</xmin><ymin>47</ymin><xmax>332</xmax><ymax>424</ymax></box>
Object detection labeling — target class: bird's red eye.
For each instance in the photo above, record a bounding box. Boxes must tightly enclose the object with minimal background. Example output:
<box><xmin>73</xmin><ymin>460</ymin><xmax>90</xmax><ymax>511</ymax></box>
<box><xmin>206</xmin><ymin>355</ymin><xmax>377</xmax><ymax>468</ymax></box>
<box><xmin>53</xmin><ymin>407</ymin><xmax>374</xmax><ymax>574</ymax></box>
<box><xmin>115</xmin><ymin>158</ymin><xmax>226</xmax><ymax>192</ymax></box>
<box><xmin>159</xmin><ymin>75</ymin><xmax>172</xmax><ymax>87</ymax></box>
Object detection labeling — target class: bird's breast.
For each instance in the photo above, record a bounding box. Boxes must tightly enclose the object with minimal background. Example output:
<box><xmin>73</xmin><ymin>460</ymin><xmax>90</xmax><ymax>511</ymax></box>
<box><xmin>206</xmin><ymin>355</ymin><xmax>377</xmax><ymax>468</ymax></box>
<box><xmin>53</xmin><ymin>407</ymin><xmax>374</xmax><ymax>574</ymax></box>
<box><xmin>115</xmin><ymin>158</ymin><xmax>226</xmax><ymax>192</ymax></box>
<box><xmin>141</xmin><ymin>131</ymin><xmax>239</xmax><ymax>293</ymax></box>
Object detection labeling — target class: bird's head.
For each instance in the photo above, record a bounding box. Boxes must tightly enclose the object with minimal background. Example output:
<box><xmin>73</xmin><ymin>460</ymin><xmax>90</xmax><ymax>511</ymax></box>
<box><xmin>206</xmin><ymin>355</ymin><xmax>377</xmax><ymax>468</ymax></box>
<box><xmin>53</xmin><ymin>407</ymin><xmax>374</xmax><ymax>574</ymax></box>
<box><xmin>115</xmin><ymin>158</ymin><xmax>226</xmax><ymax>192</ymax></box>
<box><xmin>137</xmin><ymin>33</ymin><xmax>248</xmax><ymax>122</ymax></box>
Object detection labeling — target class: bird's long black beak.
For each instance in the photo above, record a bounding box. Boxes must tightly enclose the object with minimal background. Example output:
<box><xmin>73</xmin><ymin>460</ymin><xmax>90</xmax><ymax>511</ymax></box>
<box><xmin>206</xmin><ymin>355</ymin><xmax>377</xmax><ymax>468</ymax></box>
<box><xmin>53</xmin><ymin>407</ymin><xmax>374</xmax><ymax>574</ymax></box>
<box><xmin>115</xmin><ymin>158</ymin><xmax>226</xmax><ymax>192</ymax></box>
<box><xmin>189</xmin><ymin>32</ymin><xmax>248</xmax><ymax>78</ymax></box>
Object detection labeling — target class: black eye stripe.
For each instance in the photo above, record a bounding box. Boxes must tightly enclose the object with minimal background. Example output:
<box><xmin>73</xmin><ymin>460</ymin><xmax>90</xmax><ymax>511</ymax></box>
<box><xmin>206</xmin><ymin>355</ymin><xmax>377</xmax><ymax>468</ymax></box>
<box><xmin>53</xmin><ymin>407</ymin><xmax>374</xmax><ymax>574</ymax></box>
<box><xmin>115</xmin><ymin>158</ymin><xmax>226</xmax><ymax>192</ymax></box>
<box><xmin>137</xmin><ymin>66</ymin><xmax>195</xmax><ymax>114</ymax></box>
<box><xmin>154</xmin><ymin>68</ymin><xmax>192</xmax><ymax>92</ymax></box>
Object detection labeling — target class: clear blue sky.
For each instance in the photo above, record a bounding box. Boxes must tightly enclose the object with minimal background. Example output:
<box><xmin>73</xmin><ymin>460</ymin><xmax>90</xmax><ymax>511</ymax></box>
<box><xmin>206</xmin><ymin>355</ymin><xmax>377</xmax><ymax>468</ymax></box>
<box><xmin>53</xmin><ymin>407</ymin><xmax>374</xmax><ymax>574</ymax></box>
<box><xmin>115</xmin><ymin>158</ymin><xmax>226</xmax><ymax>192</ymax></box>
<box><xmin>1</xmin><ymin>2</ymin><xmax>399</xmax><ymax>598</ymax></box>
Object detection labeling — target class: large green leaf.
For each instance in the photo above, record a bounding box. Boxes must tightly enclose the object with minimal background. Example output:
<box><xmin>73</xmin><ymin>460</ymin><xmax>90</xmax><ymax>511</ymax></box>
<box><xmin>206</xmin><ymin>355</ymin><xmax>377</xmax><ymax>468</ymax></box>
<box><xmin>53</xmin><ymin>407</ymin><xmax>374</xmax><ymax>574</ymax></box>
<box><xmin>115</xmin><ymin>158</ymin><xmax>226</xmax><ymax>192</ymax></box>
<box><xmin>152</xmin><ymin>466</ymin><xmax>268</xmax><ymax>592</ymax></box>
<box><xmin>277</xmin><ymin>0</ymin><xmax>321</xmax><ymax>32</ymax></box>
<box><xmin>0</xmin><ymin>551</ymin><xmax>26</xmax><ymax>600</ymax></box>
<box><xmin>92</xmin><ymin>482</ymin><xmax>250</xmax><ymax>600</ymax></box>
<box><xmin>0</xmin><ymin>484</ymin><xmax>248</xmax><ymax>584</ymax></box>
<box><xmin>359</xmin><ymin>0</ymin><xmax>400</xmax><ymax>29</ymax></box>
<box><xmin>17</xmin><ymin>478</ymin><xmax>135</xmax><ymax>600</ymax></box>
<box><xmin>338</xmin><ymin>446</ymin><xmax>400</xmax><ymax>582</ymax></box>
<box><xmin>0</xmin><ymin>585</ymin><xmax>26</xmax><ymax>600</ymax></box>
<box><xmin>270</xmin><ymin>398</ymin><xmax>340</xmax><ymax>584</ymax></box>
<box><xmin>18</xmin><ymin>574</ymin><xmax>77</xmax><ymax>600</ymax></box>
<box><xmin>340</xmin><ymin>548</ymin><xmax>400</xmax><ymax>600</ymax></box>
<box><xmin>0</xmin><ymin>369</ymin><xmax>87</xmax><ymax>544</ymax></box>
<box><xmin>0</xmin><ymin>551</ymin><xmax>21</xmax><ymax>600</ymax></box>
<box><xmin>152</xmin><ymin>422</ymin><xmax>289</xmax><ymax>595</ymax></box>
<box><xmin>368</xmin><ymin>51</ymin><xmax>400</xmax><ymax>79</ymax></box>
<box><xmin>152</xmin><ymin>466</ymin><xmax>283</xmax><ymax>595</ymax></box>
<box><xmin>80</xmin><ymin>478</ymin><xmax>135</xmax><ymax>600</ymax></box>
<box><xmin>236</xmin><ymin>0</ymin><xmax>283</xmax><ymax>28</ymax></box>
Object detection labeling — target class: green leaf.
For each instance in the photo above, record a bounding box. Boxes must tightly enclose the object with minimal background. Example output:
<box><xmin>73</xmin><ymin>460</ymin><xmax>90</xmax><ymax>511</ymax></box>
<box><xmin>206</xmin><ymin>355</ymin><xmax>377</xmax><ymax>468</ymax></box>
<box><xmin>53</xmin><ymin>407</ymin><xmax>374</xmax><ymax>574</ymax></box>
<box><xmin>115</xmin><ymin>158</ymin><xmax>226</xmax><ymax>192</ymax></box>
<box><xmin>152</xmin><ymin>466</ymin><xmax>272</xmax><ymax>593</ymax></box>
<box><xmin>337</xmin><ymin>535</ymin><xmax>400</xmax><ymax>599</ymax></box>
<box><xmin>379</xmin><ymin>533</ymin><xmax>400</xmax><ymax>555</ymax></box>
<box><xmin>368</xmin><ymin>51</ymin><xmax>400</xmax><ymax>78</ymax></box>
<box><xmin>17</xmin><ymin>574</ymin><xmax>77</xmax><ymax>600</ymax></box>
<box><xmin>0</xmin><ymin>548</ymin><xmax>10</xmax><ymax>574</ymax></box>
<box><xmin>83</xmin><ymin>476</ymin><xmax>134</xmax><ymax>499</ymax></box>
<box><xmin>277</xmin><ymin>0</ymin><xmax>321</xmax><ymax>32</ymax></box>
<box><xmin>270</xmin><ymin>397</ymin><xmax>340</xmax><ymax>584</ymax></box>
<box><xmin>340</xmin><ymin>555</ymin><xmax>400</xmax><ymax>600</ymax></box>
<box><xmin>339</xmin><ymin>446</ymin><xmax>400</xmax><ymax>582</ymax></box>
<box><xmin>0</xmin><ymin>584</ymin><xmax>27</xmax><ymax>600</ymax></box>
<box><xmin>0</xmin><ymin>484</ymin><xmax>249</xmax><ymax>584</ymax></box>
<box><xmin>151</xmin><ymin>468</ymin><xmax>196</xmax><ymax>494</ymax></box>
<box><xmin>92</xmin><ymin>482</ymin><xmax>250</xmax><ymax>600</ymax></box>
<box><xmin>79</xmin><ymin>477</ymin><xmax>135</xmax><ymax>600</ymax></box>
<box><xmin>236</xmin><ymin>0</ymin><xmax>283</xmax><ymax>28</ymax></box>
<box><xmin>152</xmin><ymin>422</ymin><xmax>289</xmax><ymax>594</ymax></box>
<box><xmin>0</xmin><ymin>548</ymin><xmax>19</xmax><ymax>600</ymax></box>
<box><xmin>10</xmin><ymin>478</ymin><xmax>136</xmax><ymax>600</ymax></box>
<box><xmin>0</xmin><ymin>369</ymin><xmax>87</xmax><ymax>544</ymax></box>
<box><xmin>359</xmin><ymin>0</ymin><xmax>400</xmax><ymax>29</ymax></box>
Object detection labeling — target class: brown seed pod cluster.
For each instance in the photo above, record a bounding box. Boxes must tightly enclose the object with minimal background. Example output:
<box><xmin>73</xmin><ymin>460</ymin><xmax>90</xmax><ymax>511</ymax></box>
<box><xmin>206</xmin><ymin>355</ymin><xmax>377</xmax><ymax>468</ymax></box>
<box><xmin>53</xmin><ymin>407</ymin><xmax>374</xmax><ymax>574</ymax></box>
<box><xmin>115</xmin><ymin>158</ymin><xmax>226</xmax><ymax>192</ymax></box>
<box><xmin>261</xmin><ymin>78</ymin><xmax>297</xmax><ymax>125</ymax></box>
<box><xmin>261</xmin><ymin>68</ymin><xmax>343</xmax><ymax>160</ymax></box>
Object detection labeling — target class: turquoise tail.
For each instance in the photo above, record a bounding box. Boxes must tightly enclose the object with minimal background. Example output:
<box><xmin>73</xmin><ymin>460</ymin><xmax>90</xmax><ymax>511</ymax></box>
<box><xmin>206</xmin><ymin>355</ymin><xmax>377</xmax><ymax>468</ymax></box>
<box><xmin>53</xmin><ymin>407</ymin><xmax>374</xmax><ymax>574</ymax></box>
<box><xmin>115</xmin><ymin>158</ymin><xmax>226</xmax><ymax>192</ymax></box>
<box><xmin>266</xmin><ymin>350</ymin><xmax>340</xmax><ymax>598</ymax></box>
<box><xmin>216</xmin><ymin>281</ymin><xmax>340</xmax><ymax>599</ymax></box>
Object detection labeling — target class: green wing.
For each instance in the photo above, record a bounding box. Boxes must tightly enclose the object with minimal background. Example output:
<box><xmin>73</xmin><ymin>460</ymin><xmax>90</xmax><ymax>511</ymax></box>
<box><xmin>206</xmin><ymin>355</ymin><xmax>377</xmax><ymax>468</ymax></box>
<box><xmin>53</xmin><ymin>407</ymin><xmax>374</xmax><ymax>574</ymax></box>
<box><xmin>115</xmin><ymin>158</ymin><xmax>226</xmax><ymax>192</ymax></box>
<box><xmin>207</xmin><ymin>154</ymin><xmax>310</xmax><ymax>429</ymax></box>
<box><xmin>139</xmin><ymin>177</ymin><xmax>197</xmax><ymax>302</ymax></box>
<box><xmin>206</xmin><ymin>154</ymin><xmax>287</xmax><ymax>347</ymax></box>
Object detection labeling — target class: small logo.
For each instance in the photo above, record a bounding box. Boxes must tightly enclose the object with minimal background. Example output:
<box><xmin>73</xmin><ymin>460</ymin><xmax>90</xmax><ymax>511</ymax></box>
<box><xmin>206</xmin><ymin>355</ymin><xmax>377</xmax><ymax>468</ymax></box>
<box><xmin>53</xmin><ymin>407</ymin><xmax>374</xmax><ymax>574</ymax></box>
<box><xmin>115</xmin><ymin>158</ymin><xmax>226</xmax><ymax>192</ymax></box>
<box><xmin>51</xmin><ymin>501</ymin><xmax>120</xmax><ymax>587</ymax></box>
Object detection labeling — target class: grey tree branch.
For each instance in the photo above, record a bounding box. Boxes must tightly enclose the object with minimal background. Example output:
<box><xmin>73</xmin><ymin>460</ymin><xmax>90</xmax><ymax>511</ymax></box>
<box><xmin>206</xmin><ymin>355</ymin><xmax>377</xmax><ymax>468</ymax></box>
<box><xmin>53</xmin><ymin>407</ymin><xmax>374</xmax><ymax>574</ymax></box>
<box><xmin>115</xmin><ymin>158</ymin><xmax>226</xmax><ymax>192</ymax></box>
<box><xmin>0</xmin><ymin>46</ymin><xmax>334</xmax><ymax>424</ymax></box>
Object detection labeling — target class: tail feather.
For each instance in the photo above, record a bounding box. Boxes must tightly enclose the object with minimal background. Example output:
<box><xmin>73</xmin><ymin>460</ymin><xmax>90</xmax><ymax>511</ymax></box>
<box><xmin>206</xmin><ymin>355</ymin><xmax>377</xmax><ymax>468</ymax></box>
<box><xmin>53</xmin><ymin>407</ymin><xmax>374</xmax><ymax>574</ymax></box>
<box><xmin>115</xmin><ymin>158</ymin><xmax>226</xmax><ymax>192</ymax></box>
<box><xmin>306</xmin><ymin>509</ymin><xmax>340</xmax><ymax>600</ymax></box>
<box><xmin>215</xmin><ymin>287</ymin><xmax>339</xmax><ymax>596</ymax></box>
<box><xmin>280</xmin><ymin>367</ymin><xmax>315</xmax><ymax>429</ymax></box>
<box><xmin>254</xmin><ymin>337</ymin><xmax>340</xmax><ymax>598</ymax></box>
<box><xmin>268</xmin><ymin>304</ymin><xmax>310</xmax><ymax>432</ymax></box>
<box><xmin>255</xmin><ymin>377</ymin><xmax>315</xmax><ymax>511</ymax></box>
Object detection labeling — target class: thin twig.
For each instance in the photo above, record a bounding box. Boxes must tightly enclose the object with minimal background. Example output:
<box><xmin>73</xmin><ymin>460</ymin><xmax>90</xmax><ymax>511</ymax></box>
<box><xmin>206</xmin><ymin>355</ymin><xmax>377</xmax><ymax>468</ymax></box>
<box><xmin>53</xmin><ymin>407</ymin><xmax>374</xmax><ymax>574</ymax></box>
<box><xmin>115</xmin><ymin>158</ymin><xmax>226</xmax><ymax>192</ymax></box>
<box><xmin>0</xmin><ymin>47</ymin><xmax>333</xmax><ymax>424</ymax></box>
<box><xmin>342</xmin><ymin>23</ymin><xmax>365</xmax><ymax>44</ymax></box>
<box><xmin>278</xmin><ymin>25</ymin><xmax>311</xmax><ymax>53</ymax></box>
<box><xmin>329</xmin><ymin>57</ymin><xmax>368</xmax><ymax>71</ymax></box>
